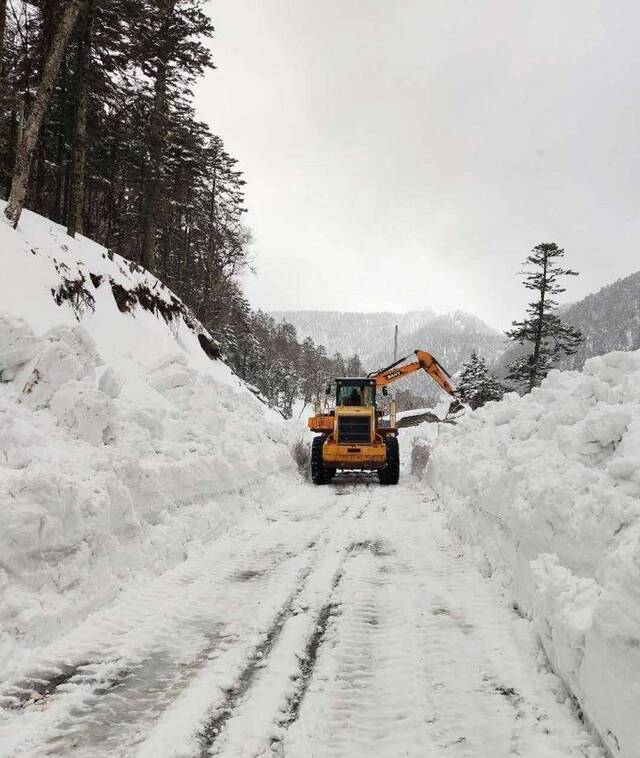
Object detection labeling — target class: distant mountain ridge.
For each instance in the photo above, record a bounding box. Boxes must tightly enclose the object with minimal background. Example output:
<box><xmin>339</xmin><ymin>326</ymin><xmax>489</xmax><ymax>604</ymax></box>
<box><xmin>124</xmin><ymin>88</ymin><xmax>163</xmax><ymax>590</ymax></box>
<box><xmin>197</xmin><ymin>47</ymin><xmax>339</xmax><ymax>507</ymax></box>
<box><xmin>380</xmin><ymin>311</ymin><xmax>505</xmax><ymax>372</ymax></box>
<box><xmin>372</xmin><ymin>310</ymin><xmax>506</xmax><ymax>401</ymax></box>
<box><xmin>275</xmin><ymin>267</ymin><xmax>640</xmax><ymax>403</ymax></box>
<box><xmin>269</xmin><ymin>308</ymin><xmax>439</xmax><ymax>365</ymax></box>
<box><xmin>271</xmin><ymin>308</ymin><xmax>505</xmax><ymax>403</ymax></box>
<box><xmin>558</xmin><ymin>270</ymin><xmax>640</xmax><ymax>369</ymax></box>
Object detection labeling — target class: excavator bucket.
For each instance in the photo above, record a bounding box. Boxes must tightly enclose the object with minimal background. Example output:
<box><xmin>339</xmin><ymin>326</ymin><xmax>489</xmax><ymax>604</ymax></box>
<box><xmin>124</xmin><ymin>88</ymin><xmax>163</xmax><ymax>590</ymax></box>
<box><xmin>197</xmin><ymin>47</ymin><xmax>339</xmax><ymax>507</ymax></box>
<box><xmin>448</xmin><ymin>398</ymin><xmax>464</xmax><ymax>415</ymax></box>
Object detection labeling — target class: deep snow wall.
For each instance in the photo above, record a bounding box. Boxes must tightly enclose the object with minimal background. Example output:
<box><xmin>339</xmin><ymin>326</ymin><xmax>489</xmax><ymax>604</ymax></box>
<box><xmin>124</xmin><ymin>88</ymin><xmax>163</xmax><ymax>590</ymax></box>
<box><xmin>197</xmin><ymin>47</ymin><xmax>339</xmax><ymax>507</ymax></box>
<box><xmin>425</xmin><ymin>352</ymin><xmax>640</xmax><ymax>758</ymax></box>
<box><xmin>0</xmin><ymin>205</ymin><xmax>294</xmax><ymax>678</ymax></box>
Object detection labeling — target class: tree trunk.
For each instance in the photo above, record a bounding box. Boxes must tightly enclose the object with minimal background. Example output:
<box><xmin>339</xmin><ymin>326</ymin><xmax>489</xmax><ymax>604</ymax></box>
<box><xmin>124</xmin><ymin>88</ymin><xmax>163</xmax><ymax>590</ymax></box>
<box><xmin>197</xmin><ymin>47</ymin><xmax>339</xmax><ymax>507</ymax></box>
<box><xmin>199</xmin><ymin>152</ymin><xmax>218</xmax><ymax>321</ymax></box>
<box><xmin>53</xmin><ymin>53</ymin><xmax>69</xmax><ymax>221</ymax></box>
<box><xmin>103</xmin><ymin>143</ymin><xmax>118</xmax><ymax>249</ymax></box>
<box><xmin>141</xmin><ymin>0</ymin><xmax>175</xmax><ymax>273</ymax></box>
<box><xmin>529</xmin><ymin>254</ymin><xmax>548</xmax><ymax>391</ymax></box>
<box><xmin>67</xmin><ymin>0</ymin><xmax>93</xmax><ymax>238</ymax></box>
<box><xmin>3</xmin><ymin>0</ymin><xmax>86</xmax><ymax>228</ymax></box>
<box><xmin>4</xmin><ymin>106</ymin><xmax>18</xmax><ymax>196</ymax></box>
<box><xmin>0</xmin><ymin>0</ymin><xmax>7</xmax><ymax>80</ymax></box>
<box><xmin>141</xmin><ymin>62</ymin><xmax>166</xmax><ymax>272</ymax></box>
<box><xmin>33</xmin><ymin>0</ymin><xmax>62</xmax><ymax>216</ymax></box>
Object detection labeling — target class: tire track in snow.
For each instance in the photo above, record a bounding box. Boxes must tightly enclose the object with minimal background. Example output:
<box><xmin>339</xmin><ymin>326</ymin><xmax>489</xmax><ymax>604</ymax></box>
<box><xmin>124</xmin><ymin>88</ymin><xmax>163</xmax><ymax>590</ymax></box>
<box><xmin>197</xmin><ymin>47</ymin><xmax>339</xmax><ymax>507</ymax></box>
<box><xmin>197</xmin><ymin>562</ymin><xmax>320</xmax><ymax>753</ymax></box>
<box><xmin>199</xmin><ymin>494</ymin><xmax>419</xmax><ymax>758</ymax></box>
<box><xmin>0</xmin><ymin>490</ymin><xmax>355</xmax><ymax>757</ymax></box>
<box><xmin>275</xmin><ymin>540</ymin><xmax>394</xmax><ymax>740</ymax></box>
<box><xmin>136</xmin><ymin>491</ymin><xmax>373</xmax><ymax>758</ymax></box>
<box><xmin>283</xmin><ymin>530</ymin><xmax>437</xmax><ymax>758</ymax></box>
<box><xmin>0</xmin><ymin>662</ymin><xmax>90</xmax><ymax>710</ymax></box>
<box><xmin>194</xmin><ymin>492</ymin><xmax>378</xmax><ymax>758</ymax></box>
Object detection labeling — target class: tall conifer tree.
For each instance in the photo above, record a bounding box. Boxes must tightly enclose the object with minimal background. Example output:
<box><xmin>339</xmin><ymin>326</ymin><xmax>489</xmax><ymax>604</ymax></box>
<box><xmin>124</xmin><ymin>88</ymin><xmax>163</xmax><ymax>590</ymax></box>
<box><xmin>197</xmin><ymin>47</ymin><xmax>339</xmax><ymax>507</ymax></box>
<box><xmin>506</xmin><ymin>243</ymin><xmax>583</xmax><ymax>391</ymax></box>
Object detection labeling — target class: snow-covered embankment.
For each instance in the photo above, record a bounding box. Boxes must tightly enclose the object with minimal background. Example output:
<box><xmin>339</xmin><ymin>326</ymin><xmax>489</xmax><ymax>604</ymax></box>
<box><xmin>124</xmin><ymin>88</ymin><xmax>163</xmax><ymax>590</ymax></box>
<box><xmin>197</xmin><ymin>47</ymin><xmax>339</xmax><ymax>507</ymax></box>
<box><xmin>0</xmin><ymin>205</ymin><xmax>293</xmax><ymax>678</ymax></box>
<box><xmin>421</xmin><ymin>352</ymin><xmax>640</xmax><ymax>757</ymax></box>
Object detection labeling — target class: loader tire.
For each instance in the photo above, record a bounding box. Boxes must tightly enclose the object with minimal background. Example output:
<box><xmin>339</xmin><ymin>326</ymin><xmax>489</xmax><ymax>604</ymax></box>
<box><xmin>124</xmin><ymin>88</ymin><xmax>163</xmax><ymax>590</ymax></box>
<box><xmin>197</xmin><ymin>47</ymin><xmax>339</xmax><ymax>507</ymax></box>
<box><xmin>378</xmin><ymin>435</ymin><xmax>400</xmax><ymax>485</ymax></box>
<box><xmin>311</xmin><ymin>436</ymin><xmax>331</xmax><ymax>485</ymax></box>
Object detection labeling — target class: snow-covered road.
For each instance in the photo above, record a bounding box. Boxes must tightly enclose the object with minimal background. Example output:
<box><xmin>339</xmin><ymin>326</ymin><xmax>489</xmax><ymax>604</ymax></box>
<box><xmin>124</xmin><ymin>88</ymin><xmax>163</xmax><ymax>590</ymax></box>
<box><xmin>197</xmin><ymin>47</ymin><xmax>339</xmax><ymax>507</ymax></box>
<box><xmin>0</xmin><ymin>477</ymin><xmax>603</xmax><ymax>758</ymax></box>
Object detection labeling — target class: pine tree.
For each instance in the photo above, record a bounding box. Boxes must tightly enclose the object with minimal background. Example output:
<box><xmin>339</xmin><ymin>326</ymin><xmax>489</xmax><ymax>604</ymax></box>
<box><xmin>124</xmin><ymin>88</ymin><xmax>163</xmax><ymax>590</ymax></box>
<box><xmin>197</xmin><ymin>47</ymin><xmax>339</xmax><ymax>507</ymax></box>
<box><xmin>345</xmin><ymin>354</ymin><xmax>364</xmax><ymax>376</ymax></box>
<box><xmin>66</xmin><ymin>0</ymin><xmax>93</xmax><ymax>237</ymax></box>
<box><xmin>506</xmin><ymin>243</ymin><xmax>583</xmax><ymax>392</ymax></box>
<box><xmin>331</xmin><ymin>352</ymin><xmax>346</xmax><ymax>377</ymax></box>
<box><xmin>137</xmin><ymin>0</ymin><xmax>213</xmax><ymax>272</ymax></box>
<box><xmin>299</xmin><ymin>336</ymin><xmax>327</xmax><ymax>406</ymax></box>
<box><xmin>457</xmin><ymin>352</ymin><xmax>505</xmax><ymax>409</ymax></box>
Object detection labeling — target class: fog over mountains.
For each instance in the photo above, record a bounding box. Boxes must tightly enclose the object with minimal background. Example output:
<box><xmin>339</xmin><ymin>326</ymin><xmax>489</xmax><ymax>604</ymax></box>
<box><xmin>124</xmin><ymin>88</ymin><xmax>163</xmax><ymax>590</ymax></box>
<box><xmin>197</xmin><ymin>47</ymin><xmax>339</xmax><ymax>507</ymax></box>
<box><xmin>271</xmin><ymin>309</ymin><xmax>505</xmax><ymax>402</ymax></box>
<box><xmin>274</xmin><ymin>267</ymin><xmax>640</xmax><ymax>401</ymax></box>
<box><xmin>269</xmin><ymin>309</ymin><xmax>438</xmax><ymax>367</ymax></box>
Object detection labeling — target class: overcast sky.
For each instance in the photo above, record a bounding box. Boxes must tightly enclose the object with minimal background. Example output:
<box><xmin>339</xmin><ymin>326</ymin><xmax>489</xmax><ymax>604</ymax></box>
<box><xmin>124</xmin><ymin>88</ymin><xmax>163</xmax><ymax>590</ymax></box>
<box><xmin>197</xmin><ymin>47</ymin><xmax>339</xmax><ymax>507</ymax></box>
<box><xmin>197</xmin><ymin>1</ymin><xmax>640</xmax><ymax>330</ymax></box>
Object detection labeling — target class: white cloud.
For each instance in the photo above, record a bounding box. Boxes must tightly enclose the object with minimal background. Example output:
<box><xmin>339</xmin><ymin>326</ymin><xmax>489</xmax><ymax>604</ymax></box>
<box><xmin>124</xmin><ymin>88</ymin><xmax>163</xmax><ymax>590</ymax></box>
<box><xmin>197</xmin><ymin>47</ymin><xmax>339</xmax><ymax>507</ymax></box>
<box><xmin>197</xmin><ymin>0</ymin><xmax>640</xmax><ymax>329</ymax></box>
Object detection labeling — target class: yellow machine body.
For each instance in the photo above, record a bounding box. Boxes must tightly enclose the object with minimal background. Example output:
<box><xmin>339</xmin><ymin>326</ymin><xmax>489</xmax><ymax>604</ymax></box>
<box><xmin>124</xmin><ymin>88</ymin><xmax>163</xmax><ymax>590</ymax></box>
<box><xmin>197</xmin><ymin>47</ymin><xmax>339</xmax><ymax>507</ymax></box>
<box><xmin>308</xmin><ymin>350</ymin><xmax>459</xmax><ymax>485</ymax></box>
<box><xmin>308</xmin><ymin>405</ymin><xmax>392</xmax><ymax>471</ymax></box>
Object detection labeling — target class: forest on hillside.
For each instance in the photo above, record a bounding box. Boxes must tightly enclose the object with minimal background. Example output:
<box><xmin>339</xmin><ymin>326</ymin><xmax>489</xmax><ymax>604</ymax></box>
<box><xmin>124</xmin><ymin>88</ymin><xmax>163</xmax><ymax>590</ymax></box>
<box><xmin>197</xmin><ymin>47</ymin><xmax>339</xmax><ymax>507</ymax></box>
<box><xmin>0</xmin><ymin>0</ymin><xmax>367</xmax><ymax>416</ymax></box>
<box><xmin>3</xmin><ymin>3</ymin><xmax>635</xmax><ymax>418</ymax></box>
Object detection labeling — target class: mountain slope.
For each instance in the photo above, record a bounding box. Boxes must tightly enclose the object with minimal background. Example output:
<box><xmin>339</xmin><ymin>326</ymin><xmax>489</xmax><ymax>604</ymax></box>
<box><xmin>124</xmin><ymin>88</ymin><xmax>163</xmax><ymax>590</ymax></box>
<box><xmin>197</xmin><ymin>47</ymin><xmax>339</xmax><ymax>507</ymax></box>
<box><xmin>273</xmin><ymin>308</ymin><xmax>505</xmax><ymax>403</ymax></box>
<box><xmin>272</xmin><ymin>309</ymin><xmax>504</xmax><ymax>367</ymax></box>
<box><xmin>495</xmin><ymin>269</ymin><xmax>640</xmax><ymax>378</ymax></box>
<box><xmin>375</xmin><ymin>310</ymin><xmax>505</xmax><ymax>372</ymax></box>
<box><xmin>269</xmin><ymin>309</ymin><xmax>437</xmax><ymax>365</ymax></box>
<box><xmin>558</xmin><ymin>269</ymin><xmax>640</xmax><ymax>369</ymax></box>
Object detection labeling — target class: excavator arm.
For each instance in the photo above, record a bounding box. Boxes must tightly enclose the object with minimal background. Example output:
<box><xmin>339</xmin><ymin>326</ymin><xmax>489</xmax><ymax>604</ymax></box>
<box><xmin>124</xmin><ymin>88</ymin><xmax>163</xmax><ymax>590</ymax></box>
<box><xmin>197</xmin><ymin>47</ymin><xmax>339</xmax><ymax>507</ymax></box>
<box><xmin>370</xmin><ymin>350</ymin><xmax>457</xmax><ymax>398</ymax></box>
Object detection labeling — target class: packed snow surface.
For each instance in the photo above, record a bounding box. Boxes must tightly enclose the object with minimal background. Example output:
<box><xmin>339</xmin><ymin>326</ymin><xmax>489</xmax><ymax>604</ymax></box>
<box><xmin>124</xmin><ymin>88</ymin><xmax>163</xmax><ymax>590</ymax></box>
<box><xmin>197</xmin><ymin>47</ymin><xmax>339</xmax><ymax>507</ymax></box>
<box><xmin>0</xmin><ymin>471</ymin><xmax>603</xmax><ymax>757</ymax></box>
<box><xmin>425</xmin><ymin>352</ymin><xmax>640</xmax><ymax>758</ymax></box>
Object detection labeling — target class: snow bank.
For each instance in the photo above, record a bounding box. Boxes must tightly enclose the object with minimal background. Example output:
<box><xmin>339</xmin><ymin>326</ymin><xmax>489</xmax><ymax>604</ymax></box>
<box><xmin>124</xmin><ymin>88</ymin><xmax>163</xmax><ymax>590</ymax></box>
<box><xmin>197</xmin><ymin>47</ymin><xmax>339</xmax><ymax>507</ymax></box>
<box><xmin>0</xmin><ymin>205</ymin><xmax>294</xmax><ymax>676</ymax></box>
<box><xmin>422</xmin><ymin>352</ymin><xmax>640</xmax><ymax>757</ymax></box>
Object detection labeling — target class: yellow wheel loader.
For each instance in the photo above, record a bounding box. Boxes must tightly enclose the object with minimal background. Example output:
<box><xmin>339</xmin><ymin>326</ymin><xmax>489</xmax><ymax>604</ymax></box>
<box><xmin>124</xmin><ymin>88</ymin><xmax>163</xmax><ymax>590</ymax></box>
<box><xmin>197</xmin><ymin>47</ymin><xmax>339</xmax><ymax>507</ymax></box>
<box><xmin>308</xmin><ymin>350</ymin><xmax>461</xmax><ymax>485</ymax></box>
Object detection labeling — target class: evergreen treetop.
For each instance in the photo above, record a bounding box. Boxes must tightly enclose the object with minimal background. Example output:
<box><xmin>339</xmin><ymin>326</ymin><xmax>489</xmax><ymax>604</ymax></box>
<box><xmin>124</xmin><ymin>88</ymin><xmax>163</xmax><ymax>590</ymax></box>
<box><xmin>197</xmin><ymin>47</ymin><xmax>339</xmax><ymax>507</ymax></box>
<box><xmin>457</xmin><ymin>351</ymin><xmax>504</xmax><ymax>409</ymax></box>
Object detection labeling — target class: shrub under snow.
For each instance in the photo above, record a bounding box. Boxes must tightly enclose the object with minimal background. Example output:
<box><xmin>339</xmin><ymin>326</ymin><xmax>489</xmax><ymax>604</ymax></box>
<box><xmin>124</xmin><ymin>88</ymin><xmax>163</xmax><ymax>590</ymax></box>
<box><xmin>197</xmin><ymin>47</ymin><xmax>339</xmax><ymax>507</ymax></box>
<box><xmin>424</xmin><ymin>350</ymin><xmax>640</xmax><ymax>758</ymax></box>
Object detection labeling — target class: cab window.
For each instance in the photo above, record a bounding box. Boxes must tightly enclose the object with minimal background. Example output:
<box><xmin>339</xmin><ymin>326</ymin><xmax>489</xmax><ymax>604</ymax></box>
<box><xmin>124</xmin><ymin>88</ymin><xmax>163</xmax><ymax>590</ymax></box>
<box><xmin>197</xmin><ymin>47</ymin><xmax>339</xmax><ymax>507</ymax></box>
<box><xmin>337</xmin><ymin>384</ymin><xmax>375</xmax><ymax>406</ymax></box>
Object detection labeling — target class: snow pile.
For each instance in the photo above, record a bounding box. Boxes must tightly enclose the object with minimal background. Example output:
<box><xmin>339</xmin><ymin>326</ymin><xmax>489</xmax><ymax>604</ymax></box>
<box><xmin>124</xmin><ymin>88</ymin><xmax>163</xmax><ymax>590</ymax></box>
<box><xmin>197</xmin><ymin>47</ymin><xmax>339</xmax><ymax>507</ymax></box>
<box><xmin>423</xmin><ymin>351</ymin><xmax>640</xmax><ymax>758</ymax></box>
<box><xmin>0</xmin><ymin>205</ymin><xmax>293</xmax><ymax>676</ymax></box>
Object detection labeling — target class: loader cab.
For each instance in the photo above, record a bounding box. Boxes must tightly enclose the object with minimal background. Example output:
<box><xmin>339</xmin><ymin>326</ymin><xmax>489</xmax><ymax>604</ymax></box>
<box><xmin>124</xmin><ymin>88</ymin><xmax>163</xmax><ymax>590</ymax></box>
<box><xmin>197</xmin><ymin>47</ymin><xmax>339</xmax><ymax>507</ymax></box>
<box><xmin>335</xmin><ymin>378</ymin><xmax>376</xmax><ymax>408</ymax></box>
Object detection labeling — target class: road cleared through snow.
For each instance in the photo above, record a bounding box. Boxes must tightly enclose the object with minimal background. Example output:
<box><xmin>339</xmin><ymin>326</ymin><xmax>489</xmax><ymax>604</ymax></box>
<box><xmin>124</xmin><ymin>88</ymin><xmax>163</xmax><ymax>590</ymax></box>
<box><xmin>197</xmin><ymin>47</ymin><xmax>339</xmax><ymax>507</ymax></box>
<box><xmin>0</xmin><ymin>476</ymin><xmax>604</xmax><ymax>758</ymax></box>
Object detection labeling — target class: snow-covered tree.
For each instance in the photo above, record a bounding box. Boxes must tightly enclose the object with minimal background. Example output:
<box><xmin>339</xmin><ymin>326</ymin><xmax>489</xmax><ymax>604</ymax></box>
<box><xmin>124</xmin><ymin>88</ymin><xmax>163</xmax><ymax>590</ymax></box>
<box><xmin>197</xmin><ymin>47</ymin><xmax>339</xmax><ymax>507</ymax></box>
<box><xmin>506</xmin><ymin>243</ymin><xmax>583</xmax><ymax>392</ymax></box>
<box><xmin>345</xmin><ymin>354</ymin><xmax>364</xmax><ymax>376</ymax></box>
<box><xmin>331</xmin><ymin>352</ymin><xmax>346</xmax><ymax>377</ymax></box>
<box><xmin>457</xmin><ymin>352</ymin><xmax>505</xmax><ymax>409</ymax></box>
